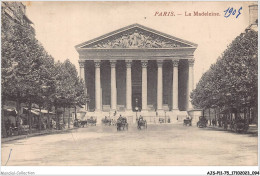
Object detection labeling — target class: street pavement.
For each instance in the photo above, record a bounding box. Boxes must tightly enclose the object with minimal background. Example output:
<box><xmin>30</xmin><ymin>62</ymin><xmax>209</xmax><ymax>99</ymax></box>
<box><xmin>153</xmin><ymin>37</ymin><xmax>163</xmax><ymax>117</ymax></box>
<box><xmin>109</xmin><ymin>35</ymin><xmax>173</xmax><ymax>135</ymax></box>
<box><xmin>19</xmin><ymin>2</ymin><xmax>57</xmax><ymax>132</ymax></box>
<box><xmin>1</xmin><ymin>123</ymin><xmax>258</xmax><ymax>166</ymax></box>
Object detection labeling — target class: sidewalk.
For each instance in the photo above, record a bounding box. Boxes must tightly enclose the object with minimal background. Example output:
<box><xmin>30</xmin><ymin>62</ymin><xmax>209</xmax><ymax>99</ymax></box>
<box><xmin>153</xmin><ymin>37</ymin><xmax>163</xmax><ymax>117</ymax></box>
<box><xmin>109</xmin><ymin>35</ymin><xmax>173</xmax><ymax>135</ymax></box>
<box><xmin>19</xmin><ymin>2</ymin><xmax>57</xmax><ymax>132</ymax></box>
<box><xmin>1</xmin><ymin>128</ymin><xmax>77</xmax><ymax>143</ymax></box>
<box><xmin>207</xmin><ymin>124</ymin><xmax>258</xmax><ymax>135</ymax></box>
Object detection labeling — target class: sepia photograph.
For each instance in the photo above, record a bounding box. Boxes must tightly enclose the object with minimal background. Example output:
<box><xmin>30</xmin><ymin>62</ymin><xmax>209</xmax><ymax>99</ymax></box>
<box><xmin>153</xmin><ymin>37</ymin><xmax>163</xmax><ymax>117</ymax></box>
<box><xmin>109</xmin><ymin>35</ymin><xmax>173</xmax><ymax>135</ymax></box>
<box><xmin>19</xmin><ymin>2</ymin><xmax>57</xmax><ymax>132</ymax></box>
<box><xmin>1</xmin><ymin>1</ymin><xmax>258</xmax><ymax>175</ymax></box>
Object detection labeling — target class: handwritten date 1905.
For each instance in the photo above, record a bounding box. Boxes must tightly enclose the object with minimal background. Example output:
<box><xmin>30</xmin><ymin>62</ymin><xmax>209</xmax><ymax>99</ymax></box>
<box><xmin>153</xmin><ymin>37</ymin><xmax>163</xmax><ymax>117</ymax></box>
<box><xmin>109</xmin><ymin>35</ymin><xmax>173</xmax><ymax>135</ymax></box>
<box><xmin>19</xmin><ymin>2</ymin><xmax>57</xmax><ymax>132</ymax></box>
<box><xmin>224</xmin><ymin>7</ymin><xmax>242</xmax><ymax>18</ymax></box>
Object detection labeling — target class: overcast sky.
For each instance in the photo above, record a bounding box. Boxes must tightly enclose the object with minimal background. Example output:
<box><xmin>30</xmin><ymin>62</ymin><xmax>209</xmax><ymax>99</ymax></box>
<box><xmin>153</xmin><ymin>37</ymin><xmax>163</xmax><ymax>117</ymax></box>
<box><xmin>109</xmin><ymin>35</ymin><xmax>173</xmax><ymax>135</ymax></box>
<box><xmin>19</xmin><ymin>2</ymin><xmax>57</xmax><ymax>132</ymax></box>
<box><xmin>25</xmin><ymin>1</ymin><xmax>253</xmax><ymax>85</ymax></box>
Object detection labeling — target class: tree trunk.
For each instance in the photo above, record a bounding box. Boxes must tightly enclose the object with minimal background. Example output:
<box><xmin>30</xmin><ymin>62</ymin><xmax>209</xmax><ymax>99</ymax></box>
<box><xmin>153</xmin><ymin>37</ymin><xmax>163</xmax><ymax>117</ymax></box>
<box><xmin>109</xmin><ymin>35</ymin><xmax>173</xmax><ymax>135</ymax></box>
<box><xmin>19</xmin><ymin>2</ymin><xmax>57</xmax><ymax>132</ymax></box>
<box><xmin>74</xmin><ymin>106</ymin><xmax>77</xmax><ymax>120</ymax></box>
<box><xmin>63</xmin><ymin>106</ymin><xmax>65</xmax><ymax>129</ymax></box>
<box><xmin>1</xmin><ymin>98</ymin><xmax>7</xmax><ymax>138</ymax></box>
<box><xmin>39</xmin><ymin>106</ymin><xmax>42</xmax><ymax>131</ymax></box>
<box><xmin>68</xmin><ymin>107</ymin><xmax>70</xmax><ymax>129</ymax></box>
<box><xmin>28</xmin><ymin>102</ymin><xmax>32</xmax><ymax>134</ymax></box>
<box><xmin>214</xmin><ymin>108</ymin><xmax>216</xmax><ymax>121</ymax></box>
<box><xmin>16</xmin><ymin>96</ymin><xmax>23</xmax><ymax>135</ymax></box>
<box><xmin>209</xmin><ymin>108</ymin><xmax>211</xmax><ymax>126</ymax></box>
<box><xmin>55</xmin><ymin>106</ymin><xmax>59</xmax><ymax>130</ymax></box>
<box><xmin>47</xmin><ymin>109</ymin><xmax>50</xmax><ymax>130</ymax></box>
<box><xmin>16</xmin><ymin>98</ymin><xmax>21</xmax><ymax>128</ymax></box>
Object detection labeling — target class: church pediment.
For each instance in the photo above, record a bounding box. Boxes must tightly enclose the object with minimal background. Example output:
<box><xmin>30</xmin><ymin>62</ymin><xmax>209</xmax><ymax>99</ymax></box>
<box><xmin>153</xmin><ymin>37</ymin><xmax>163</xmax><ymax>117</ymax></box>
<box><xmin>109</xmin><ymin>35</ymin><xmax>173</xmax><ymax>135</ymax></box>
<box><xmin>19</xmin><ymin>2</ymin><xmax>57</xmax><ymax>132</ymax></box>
<box><xmin>76</xmin><ymin>24</ymin><xmax>197</xmax><ymax>49</ymax></box>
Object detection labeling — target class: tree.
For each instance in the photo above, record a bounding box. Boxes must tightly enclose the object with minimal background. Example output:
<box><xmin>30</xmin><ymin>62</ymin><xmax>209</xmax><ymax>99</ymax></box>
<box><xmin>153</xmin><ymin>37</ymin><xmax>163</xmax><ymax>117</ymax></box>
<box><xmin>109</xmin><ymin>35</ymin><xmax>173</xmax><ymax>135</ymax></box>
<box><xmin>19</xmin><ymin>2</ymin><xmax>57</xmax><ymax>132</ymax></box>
<box><xmin>191</xmin><ymin>30</ymin><xmax>257</xmax><ymax>120</ymax></box>
<box><xmin>2</xmin><ymin>11</ymin><xmax>87</xmax><ymax>134</ymax></box>
<box><xmin>52</xmin><ymin>59</ymin><xmax>86</xmax><ymax>129</ymax></box>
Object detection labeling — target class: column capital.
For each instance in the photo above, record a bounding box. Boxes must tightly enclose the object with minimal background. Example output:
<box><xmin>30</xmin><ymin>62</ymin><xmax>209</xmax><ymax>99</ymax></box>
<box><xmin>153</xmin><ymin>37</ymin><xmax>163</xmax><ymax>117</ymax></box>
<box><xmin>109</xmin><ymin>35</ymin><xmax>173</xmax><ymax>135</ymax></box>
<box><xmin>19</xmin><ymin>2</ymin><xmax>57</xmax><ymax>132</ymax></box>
<box><xmin>79</xmin><ymin>60</ymin><xmax>85</xmax><ymax>68</ymax></box>
<box><xmin>141</xmin><ymin>60</ymin><xmax>148</xmax><ymax>68</ymax></box>
<box><xmin>125</xmin><ymin>60</ymin><xmax>132</xmax><ymax>68</ymax></box>
<box><xmin>172</xmin><ymin>59</ymin><xmax>179</xmax><ymax>67</ymax></box>
<box><xmin>157</xmin><ymin>60</ymin><xmax>164</xmax><ymax>67</ymax></box>
<box><xmin>110</xmin><ymin>60</ymin><xmax>117</xmax><ymax>68</ymax></box>
<box><xmin>94</xmin><ymin>60</ymin><xmax>101</xmax><ymax>68</ymax></box>
<box><xmin>188</xmin><ymin>59</ymin><xmax>195</xmax><ymax>66</ymax></box>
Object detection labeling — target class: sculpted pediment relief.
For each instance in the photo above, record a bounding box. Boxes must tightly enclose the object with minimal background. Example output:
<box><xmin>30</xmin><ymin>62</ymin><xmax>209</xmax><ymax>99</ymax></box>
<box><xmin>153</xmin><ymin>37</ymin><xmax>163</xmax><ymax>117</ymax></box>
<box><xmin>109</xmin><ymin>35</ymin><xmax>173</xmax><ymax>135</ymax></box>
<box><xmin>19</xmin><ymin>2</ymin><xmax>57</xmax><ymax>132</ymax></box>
<box><xmin>81</xmin><ymin>27</ymin><xmax>192</xmax><ymax>49</ymax></box>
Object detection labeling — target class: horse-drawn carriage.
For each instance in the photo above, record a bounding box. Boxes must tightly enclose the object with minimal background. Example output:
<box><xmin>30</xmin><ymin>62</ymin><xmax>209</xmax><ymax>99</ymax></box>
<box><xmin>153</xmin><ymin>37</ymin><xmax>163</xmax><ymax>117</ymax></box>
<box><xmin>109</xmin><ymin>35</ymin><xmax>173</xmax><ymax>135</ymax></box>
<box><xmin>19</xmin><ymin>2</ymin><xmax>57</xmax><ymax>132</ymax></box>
<box><xmin>197</xmin><ymin>116</ymin><xmax>207</xmax><ymax>128</ymax></box>
<box><xmin>137</xmin><ymin>117</ymin><xmax>147</xmax><ymax>130</ymax></box>
<box><xmin>111</xmin><ymin>119</ymin><xmax>117</xmax><ymax>126</ymax></box>
<box><xmin>116</xmin><ymin>116</ymin><xmax>128</xmax><ymax>131</ymax></box>
<box><xmin>87</xmin><ymin>116</ymin><xmax>97</xmax><ymax>126</ymax></box>
<box><xmin>183</xmin><ymin>118</ymin><xmax>192</xmax><ymax>126</ymax></box>
<box><xmin>101</xmin><ymin>117</ymin><xmax>111</xmax><ymax>126</ymax></box>
<box><xmin>73</xmin><ymin>119</ymin><xmax>89</xmax><ymax>127</ymax></box>
<box><xmin>159</xmin><ymin>118</ymin><xmax>165</xmax><ymax>123</ymax></box>
<box><xmin>230</xmin><ymin>119</ymin><xmax>249</xmax><ymax>133</ymax></box>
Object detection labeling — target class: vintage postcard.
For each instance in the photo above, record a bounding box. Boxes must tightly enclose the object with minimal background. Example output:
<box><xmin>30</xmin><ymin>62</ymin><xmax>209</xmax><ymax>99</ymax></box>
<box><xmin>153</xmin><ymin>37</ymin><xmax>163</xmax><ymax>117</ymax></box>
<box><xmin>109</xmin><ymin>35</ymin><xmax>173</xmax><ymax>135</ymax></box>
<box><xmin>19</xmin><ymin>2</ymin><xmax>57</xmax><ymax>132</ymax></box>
<box><xmin>1</xmin><ymin>1</ymin><xmax>258</xmax><ymax>175</ymax></box>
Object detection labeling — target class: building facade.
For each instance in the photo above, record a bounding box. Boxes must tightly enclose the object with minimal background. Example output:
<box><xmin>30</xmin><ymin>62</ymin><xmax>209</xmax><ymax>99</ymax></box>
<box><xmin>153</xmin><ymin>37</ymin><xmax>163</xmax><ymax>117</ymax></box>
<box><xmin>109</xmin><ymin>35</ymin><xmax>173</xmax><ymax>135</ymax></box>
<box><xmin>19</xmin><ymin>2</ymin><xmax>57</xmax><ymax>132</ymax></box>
<box><xmin>75</xmin><ymin>24</ymin><xmax>197</xmax><ymax>122</ymax></box>
<box><xmin>2</xmin><ymin>1</ymin><xmax>35</xmax><ymax>35</ymax></box>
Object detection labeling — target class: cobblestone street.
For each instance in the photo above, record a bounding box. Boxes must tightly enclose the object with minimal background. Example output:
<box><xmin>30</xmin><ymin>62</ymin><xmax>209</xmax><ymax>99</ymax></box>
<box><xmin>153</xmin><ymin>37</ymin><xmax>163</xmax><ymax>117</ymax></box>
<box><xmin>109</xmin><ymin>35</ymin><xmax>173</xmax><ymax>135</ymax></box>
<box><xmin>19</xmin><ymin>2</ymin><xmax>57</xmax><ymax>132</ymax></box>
<box><xmin>1</xmin><ymin>124</ymin><xmax>258</xmax><ymax>166</ymax></box>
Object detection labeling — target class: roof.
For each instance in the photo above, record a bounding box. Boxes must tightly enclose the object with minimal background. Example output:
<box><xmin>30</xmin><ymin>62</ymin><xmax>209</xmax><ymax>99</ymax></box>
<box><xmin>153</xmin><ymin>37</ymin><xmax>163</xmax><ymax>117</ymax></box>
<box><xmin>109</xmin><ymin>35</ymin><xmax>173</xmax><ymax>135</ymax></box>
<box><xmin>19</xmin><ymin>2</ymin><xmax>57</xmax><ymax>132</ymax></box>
<box><xmin>75</xmin><ymin>23</ymin><xmax>198</xmax><ymax>50</ymax></box>
<box><xmin>23</xmin><ymin>14</ymin><xmax>33</xmax><ymax>24</ymax></box>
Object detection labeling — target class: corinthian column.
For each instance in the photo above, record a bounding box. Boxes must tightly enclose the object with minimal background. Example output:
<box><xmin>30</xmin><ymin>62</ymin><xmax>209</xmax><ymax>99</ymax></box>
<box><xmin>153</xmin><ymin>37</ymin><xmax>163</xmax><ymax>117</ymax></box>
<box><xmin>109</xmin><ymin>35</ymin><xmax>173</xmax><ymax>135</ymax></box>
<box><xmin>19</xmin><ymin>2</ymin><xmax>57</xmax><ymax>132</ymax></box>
<box><xmin>79</xmin><ymin>60</ymin><xmax>87</xmax><ymax>110</ymax></box>
<box><xmin>172</xmin><ymin>59</ymin><xmax>179</xmax><ymax>110</ymax></box>
<box><xmin>94</xmin><ymin>60</ymin><xmax>101</xmax><ymax>111</ymax></box>
<box><xmin>79</xmin><ymin>60</ymin><xmax>85</xmax><ymax>82</ymax></box>
<box><xmin>157</xmin><ymin>60</ymin><xmax>163</xmax><ymax>111</ymax></box>
<box><xmin>126</xmin><ymin>60</ymin><xmax>132</xmax><ymax>111</ymax></box>
<box><xmin>187</xmin><ymin>58</ymin><xmax>195</xmax><ymax>110</ymax></box>
<box><xmin>141</xmin><ymin>60</ymin><xmax>148</xmax><ymax>111</ymax></box>
<box><xmin>110</xmin><ymin>60</ymin><xmax>117</xmax><ymax>111</ymax></box>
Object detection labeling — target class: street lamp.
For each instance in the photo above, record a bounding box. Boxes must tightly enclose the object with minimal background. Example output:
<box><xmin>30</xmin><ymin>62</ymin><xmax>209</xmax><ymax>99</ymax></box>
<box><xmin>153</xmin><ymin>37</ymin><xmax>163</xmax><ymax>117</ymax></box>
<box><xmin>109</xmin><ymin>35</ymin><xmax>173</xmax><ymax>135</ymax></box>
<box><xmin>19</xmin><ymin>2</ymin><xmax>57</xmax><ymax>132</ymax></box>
<box><xmin>164</xmin><ymin>110</ymin><xmax>167</xmax><ymax>123</ymax></box>
<box><xmin>135</xmin><ymin>98</ymin><xmax>139</xmax><ymax>122</ymax></box>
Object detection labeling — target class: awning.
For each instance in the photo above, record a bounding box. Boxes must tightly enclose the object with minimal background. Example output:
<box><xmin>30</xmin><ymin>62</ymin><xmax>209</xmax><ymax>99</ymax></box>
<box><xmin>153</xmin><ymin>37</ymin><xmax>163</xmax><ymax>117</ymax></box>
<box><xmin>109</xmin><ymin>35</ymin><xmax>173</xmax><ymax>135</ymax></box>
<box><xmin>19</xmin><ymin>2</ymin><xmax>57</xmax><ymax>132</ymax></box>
<box><xmin>40</xmin><ymin>110</ymin><xmax>55</xmax><ymax>114</ymax></box>
<box><xmin>31</xmin><ymin>109</ymin><xmax>40</xmax><ymax>115</ymax></box>
<box><xmin>23</xmin><ymin>108</ymin><xmax>55</xmax><ymax>115</ymax></box>
<box><xmin>3</xmin><ymin>107</ymin><xmax>17</xmax><ymax>116</ymax></box>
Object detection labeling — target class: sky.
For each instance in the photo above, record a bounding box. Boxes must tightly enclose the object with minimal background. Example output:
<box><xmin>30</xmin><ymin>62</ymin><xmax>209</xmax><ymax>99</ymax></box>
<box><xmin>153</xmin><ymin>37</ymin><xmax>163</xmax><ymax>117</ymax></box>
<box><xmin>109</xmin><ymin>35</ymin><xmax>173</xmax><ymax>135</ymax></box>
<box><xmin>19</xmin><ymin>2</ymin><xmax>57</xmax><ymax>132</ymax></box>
<box><xmin>25</xmin><ymin>1</ymin><xmax>254</xmax><ymax>85</ymax></box>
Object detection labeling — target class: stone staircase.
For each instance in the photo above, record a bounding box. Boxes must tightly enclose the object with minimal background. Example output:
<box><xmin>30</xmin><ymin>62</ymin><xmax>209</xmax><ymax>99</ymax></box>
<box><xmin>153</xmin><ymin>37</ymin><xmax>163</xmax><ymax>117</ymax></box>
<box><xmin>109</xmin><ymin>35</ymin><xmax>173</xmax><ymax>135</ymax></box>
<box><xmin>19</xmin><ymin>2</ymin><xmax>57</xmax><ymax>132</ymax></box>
<box><xmin>81</xmin><ymin>110</ymin><xmax>188</xmax><ymax>125</ymax></box>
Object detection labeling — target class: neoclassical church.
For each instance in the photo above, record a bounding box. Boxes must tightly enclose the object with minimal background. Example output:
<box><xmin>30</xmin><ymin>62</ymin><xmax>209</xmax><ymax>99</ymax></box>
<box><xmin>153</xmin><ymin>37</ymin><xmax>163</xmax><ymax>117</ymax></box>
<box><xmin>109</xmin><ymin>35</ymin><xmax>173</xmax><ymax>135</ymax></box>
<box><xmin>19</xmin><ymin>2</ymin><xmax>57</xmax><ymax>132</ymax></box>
<box><xmin>75</xmin><ymin>24</ymin><xmax>197</xmax><ymax>123</ymax></box>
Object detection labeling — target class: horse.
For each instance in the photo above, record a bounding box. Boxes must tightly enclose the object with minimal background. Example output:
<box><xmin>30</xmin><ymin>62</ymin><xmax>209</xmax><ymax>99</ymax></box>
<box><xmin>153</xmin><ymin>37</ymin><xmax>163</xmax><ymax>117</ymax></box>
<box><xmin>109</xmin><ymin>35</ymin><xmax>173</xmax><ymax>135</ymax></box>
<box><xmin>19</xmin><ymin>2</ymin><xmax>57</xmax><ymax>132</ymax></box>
<box><xmin>101</xmin><ymin>117</ymin><xmax>111</xmax><ymax>126</ymax></box>
<box><xmin>116</xmin><ymin>117</ymin><xmax>128</xmax><ymax>131</ymax></box>
<box><xmin>87</xmin><ymin>117</ymin><xmax>97</xmax><ymax>126</ymax></box>
<box><xmin>80</xmin><ymin>120</ymin><xmax>88</xmax><ymax>127</ymax></box>
<box><xmin>159</xmin><ymin>118</ymin><xmax>165</xmax><ymax>123</ymax></box>
<box><xmin>137</xmin><ymin>119</ymin><xmax>147</xmax><ymax>130</ymax></box>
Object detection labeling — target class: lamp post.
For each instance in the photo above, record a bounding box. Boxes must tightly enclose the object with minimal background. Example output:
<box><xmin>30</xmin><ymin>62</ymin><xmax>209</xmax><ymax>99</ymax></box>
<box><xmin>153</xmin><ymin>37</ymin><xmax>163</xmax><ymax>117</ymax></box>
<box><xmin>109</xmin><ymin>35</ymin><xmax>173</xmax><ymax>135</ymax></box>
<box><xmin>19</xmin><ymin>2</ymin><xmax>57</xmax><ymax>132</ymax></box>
<box><xmin>135</xmin><ymin>98</ymin><xmax>138</xmax><ymax>122</ymax></box>
<box><xmin>164</xmin><ymin>111</ymin><xmax>166</xmax><ymax>123</ymax></box>
<box><xmin>225</xmin><ymin>92</ymin><xmax>232</xmax><ymax>128</ymax></box>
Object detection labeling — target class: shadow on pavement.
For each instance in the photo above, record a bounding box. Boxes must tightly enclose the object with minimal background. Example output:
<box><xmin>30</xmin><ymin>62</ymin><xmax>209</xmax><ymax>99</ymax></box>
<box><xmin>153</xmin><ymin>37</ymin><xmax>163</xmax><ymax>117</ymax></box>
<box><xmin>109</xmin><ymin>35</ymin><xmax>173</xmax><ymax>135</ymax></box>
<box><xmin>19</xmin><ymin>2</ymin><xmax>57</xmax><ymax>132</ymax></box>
<box><xmin>200</xmin><ymin>125</ymin><xmax>258</xmax><ymax>137</ymax></box>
